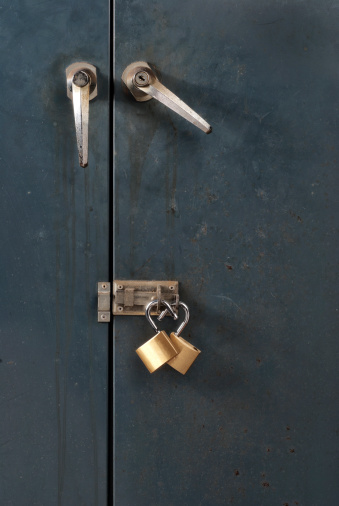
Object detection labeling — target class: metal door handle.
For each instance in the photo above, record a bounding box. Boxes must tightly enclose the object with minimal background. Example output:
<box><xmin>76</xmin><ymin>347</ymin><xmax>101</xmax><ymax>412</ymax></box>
<box><xmin>122</xmin><ymin>61</ymin><xmax>211</xmax><ymax>134</ymax></box>
<box><xmin>66</xmin><ymin>62</ymin><xmax>97</xmax><ymax>167</ymax></box>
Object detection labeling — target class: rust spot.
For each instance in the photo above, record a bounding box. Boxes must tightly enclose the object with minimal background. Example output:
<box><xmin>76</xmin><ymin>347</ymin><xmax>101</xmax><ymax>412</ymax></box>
<box><xmin>262</xmin><ymin>482</ymin><xmax>270</xmax><ymax>488</ymax></box>
<box><xmin>226</xmin><ymin>264</ymin><xmax>233</xmax><ymax>270</ymax></box>
<box><xmin>206</xmin><ymin>190</ymin><xmax>218</xmax><ymax>203</ymax></box>
<box><xmin>289</xmin><ymin>210</ymin><xmax>303</xmax><ymax>223</ymax></box>
<box><xmin>267</xmin><ymin>448</ymin><xmax>271</xmax><ymax>452</ymax></box>
<box><xmin>289</xmin><ymin>449</ymin><xmax>295</xmax><ymax>453</ymax></box>
<box><xmin>234</xmin><ymin>470</ymin><xmax>240</xmax><ymax>476</ymax></box>
<box><xmin>286</xmin><ymin>426</ymin><xmax>291</xmax><ymax>431</ymax></box>
<box><xmin>166</xmin><ymin>206</ymin><xmax>176</xmax><ymax>215</ymax></box>
<box><xmin>256</xmin><ymin>358</ymin><xmax>262</xmax><ymax>365</ymax></box>
<box><xmin>219</xmin><ymin>426</ymin><xmax>223</xmax><ymax>431</ymax></box>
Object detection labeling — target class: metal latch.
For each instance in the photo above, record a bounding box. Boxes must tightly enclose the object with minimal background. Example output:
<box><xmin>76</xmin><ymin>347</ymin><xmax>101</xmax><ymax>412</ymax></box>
<box><xmin>98</xmin><ymin>282</ymin><xmax>111</xmax><ymax>322</ymax></box>
<box><xmin>98</xmin><ymin>280</ymin><xmax>179</xmax><ymax>321</ymax></box>
<box><xmin>113</xmin><ymin>280</ymin><xmax>179</xmax><ymax>316</ymax></box>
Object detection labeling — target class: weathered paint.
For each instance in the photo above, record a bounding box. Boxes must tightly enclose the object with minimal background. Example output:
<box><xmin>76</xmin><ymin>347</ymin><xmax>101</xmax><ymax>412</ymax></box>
<box><xmin>0</xmin><ymin>1</ymin><xmax>109</xmax><ymax>504</ymax></box>
<box><xmin>1</xmin><ymin>0</ymin><xmax>338</xmax><ymax>504</ymax></box>
<box><xmin>114</xmin><ymin>0</ymin><xmax>339</xmax><ymax>504</ymax></box>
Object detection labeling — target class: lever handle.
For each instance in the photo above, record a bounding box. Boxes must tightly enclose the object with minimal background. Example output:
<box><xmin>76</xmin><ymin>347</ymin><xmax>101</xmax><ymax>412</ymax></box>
<box><xmin>66</xmin><ymin>62</ymin><xmax>97</xmax><ymax>167</ymax></box>
<box><xmin>122</xmin><ymin>62</ymin><xmax>211</xmax><ymax>134</ymax></box>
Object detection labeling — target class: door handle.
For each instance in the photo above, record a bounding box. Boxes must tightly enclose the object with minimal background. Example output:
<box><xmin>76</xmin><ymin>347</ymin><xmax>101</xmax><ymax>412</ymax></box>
<box><xmin>66</xmin><ymin>62</ymin><xmax>98</xmax><ymax>167</ymax></box>
<box><xmin>122</xmin><ymin>61</ymin><xmax>211</xmax><ymax>134</ymax></box>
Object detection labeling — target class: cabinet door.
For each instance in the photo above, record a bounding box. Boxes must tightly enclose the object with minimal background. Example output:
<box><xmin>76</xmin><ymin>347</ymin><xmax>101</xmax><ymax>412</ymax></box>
<box><xmin>114</xmin><ymin>1</ymin><xmax>339</xmax><ymax>505</ymax></box>
<box><xmin>0</xmin><ymin>1</ymin><xmax>110</xmax><ymax>504</ymax></box>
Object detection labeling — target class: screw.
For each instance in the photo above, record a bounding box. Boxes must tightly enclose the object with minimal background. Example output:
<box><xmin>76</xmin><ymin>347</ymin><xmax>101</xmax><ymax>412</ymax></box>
<box><xmin>118</xmin><ymin>285</ymin><xmax>123</xmax><ymax>290</ymax></box>
<box><xmin>169</xmin><ymin>286</ymin><xmax>175</xmax><ymax>291</ymax></box>
<box><xmin>101</xmin><ymin>314</ymin><xmax>106</xmax><ymax>320</ymax></box>
<box><xmin>102</xmin><ymin>283</ymin><xmax>107</xmax><ymax>289</ymax></box>
<box><xmin>118</xmin><ymin>306</ymin><xmax>123</xmax><ymax>312</ymax></box>
<box><xmin>134</xmin><ymin>71</ymin><xmax>150</xmax><ymax>87</ymax></box>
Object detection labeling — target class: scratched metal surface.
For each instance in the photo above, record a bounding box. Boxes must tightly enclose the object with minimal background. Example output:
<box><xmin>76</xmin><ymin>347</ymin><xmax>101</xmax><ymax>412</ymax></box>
<box><xmin>0</xmin><ymin>1</ymin><xmax>109</xmax><ymax>504</ymax></box>
<box><xmin>114</xmin><ymin>1</ymin><xmax>339</xmax><ymax>505</ymax></box>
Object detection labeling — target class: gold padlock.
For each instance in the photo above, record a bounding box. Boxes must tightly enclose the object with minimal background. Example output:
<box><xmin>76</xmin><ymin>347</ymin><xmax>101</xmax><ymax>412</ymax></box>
<box><xmin>136</xmin><ymin>300</ymin><xmax>179</xmax><ymax>373</ymax></box>
<box><xmin>166</xmin><ymin>301</ymin><xmax>201</xmax><ymax>374</ymax></box>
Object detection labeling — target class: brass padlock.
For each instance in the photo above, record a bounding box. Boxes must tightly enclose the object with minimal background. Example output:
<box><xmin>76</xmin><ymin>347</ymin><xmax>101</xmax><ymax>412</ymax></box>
<box><xmin>166</xmin><ymin>301</ymin><xmax>201</xmax><ymax>374</ymax></box>
<box><xmin>136</xmin><ymin>300</ymin><xmax>179</xmax><ymax>373</ymax></box>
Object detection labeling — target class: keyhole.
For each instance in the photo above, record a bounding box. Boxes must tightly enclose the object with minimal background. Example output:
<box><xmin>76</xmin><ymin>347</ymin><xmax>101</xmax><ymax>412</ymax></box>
<box><xmin>134</xmin><ymin>71</ymin><xmax>149</xmax><ymax>87</ymax></box>
<box><xmin>73</xmin><ymin>70</ymin><xmax>90</xmax><ymax>88</ymax></box>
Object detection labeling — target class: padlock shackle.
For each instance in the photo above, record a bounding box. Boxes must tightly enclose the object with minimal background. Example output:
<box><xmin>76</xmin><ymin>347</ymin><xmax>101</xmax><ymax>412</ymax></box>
<box><xmin>174</xmin><ymin>301</ymin><xmax>190</xmax><ymax>336</ymax></box>
<box><xmin>145</xmin><ymin>300</ymin><xmax>177</xmax><ymax>332</ymax></box>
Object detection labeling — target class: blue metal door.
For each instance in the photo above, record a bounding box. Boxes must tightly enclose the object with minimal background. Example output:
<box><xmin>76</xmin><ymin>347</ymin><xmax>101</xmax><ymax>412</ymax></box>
<box><xmin>114</xmin><ymin>1</ymin><xmax>339</xmax><ymax>505</ymax></box>
<box><xmin>1</xmin><ymin>1</ymin><xmax>339</xmax><ymax>505</ymax></box>
<box><xmin>0</xmin><ymin>1</ymin><xmax>110</xmax><ymax>504</ymax></box>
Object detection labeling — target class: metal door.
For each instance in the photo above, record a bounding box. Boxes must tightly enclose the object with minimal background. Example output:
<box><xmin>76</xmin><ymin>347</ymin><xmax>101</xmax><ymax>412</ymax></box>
<box><xmin>0</xmin><ymin>1</ymin><xmax>110</xmax><ymax>504</ymax></box>
<box><xmin>113</xmin><ymin>1</ymin><xmax>339</xmax><ymax>505</ymax></box>
<box><xmin>1</xmin><ymin>1</ymin><xmax>339</xmax><ymax>505</ymax></box>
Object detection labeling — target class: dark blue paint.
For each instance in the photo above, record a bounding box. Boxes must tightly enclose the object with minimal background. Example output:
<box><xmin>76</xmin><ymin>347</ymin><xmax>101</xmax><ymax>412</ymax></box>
<box><xmin>114</xmin><ymin>1</ymin><xmax>339</xmax><ymax>505</ymax></box>
<box><xmin>1</xmin><ymin>0</ymin><xmax>338</xmax><ymax>504</ymax></box>
<box><xmin>0</xmin><ymin>1</ymin><xmax>109</xmax><ymax>504</ymax></box>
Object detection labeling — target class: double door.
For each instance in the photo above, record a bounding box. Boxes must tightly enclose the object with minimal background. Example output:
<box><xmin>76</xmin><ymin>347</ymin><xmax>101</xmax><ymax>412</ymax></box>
<box><xmin>1</xmin><ymin>0</ymin><xmax>338</xmax><ymax>504</ymax></box>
